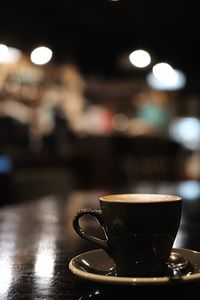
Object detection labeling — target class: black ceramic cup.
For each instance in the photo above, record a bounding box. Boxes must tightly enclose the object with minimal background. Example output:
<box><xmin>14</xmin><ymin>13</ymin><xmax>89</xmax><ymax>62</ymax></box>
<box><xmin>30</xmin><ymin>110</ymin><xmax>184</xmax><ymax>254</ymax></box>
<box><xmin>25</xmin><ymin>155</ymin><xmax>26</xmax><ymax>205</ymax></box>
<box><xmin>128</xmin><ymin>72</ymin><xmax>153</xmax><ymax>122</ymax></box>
<box><xmin>73</xmin><ymin>193</ymin><xmax>182</xmax><ymax>277</ymax></box>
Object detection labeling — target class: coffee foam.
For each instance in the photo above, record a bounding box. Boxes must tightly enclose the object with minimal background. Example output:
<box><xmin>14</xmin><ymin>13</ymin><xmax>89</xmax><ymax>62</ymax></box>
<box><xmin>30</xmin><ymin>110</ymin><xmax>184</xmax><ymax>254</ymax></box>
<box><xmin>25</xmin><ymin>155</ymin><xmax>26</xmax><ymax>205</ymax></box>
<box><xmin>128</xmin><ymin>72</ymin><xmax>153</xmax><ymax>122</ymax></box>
<box><xmin>100</xmin><ymin>194</ymin><xmax>182</xmax><ymax>203</ymax></box>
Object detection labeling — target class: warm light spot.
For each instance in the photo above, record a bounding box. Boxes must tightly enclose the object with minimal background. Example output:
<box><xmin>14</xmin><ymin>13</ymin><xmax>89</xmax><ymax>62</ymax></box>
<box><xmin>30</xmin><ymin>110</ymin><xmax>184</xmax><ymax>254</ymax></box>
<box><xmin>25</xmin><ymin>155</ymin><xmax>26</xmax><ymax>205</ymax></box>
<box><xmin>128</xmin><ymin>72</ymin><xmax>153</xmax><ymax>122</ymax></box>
<box><xmin>30</xmin><ymin>46</ymin><xmax>53</xmax><ymax>65</ymax></box>
<box><xmin>129</xmin><ymin>49</ymin><xmax>151</xmax><ymax>68</ymax></box>
<box><xmin>0</xmin><ymin>44</ymin><xmax>22</xmax><ymax>64</ymax></box>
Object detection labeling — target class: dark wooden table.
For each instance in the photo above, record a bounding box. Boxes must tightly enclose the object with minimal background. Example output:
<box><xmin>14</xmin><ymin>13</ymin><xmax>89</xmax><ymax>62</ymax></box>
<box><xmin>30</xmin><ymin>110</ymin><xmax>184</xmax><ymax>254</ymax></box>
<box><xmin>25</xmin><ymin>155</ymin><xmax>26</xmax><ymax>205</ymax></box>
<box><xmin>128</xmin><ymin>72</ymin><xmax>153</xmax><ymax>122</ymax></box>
<box><xmin>1</xmin><ymin>180</ymin><xmax>200</xmax><ymax>299</ymax></box>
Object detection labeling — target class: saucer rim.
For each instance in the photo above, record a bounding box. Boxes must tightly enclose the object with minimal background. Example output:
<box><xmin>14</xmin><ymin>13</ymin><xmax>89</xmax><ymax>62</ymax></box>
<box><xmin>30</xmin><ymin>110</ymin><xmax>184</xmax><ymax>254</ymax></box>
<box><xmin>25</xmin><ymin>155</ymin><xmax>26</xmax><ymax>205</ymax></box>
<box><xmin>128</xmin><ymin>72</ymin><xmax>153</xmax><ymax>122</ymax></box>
<box><xmin>69</xmin><ymin>248</ymin><xmax>200</xmax><ymax>285</ymax></box>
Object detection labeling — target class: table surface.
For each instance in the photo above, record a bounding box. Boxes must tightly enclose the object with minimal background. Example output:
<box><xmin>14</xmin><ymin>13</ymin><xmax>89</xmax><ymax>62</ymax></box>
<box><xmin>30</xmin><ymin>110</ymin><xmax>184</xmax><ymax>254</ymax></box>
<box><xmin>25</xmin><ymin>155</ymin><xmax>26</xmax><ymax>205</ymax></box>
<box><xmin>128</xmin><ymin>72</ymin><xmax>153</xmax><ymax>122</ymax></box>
<box><xmin>1</xmin><ymin>180</ymin><xmax>200</xmax><ymax>299</ymax></box>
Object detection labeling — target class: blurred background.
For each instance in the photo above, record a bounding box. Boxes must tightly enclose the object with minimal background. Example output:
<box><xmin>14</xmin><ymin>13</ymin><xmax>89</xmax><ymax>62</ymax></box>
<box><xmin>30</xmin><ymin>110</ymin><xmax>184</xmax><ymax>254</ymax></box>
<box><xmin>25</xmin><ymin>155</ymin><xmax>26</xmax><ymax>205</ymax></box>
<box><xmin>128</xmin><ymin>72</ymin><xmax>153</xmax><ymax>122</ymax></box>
<box><xmin>0</xmin><ymin>0</ymin><xmax>200</xmax><ymax>205</ymax></box>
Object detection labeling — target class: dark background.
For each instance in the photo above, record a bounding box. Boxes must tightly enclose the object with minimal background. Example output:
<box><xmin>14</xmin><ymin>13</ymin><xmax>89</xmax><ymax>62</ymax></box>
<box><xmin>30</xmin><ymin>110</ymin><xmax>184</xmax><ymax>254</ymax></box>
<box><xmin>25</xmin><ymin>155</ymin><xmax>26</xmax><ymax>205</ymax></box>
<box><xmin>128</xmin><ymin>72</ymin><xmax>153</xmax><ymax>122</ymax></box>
<box><xmin>1</xmin><ymin>0</ymin><xmax>200</xmax><ymax>90</ymax></box>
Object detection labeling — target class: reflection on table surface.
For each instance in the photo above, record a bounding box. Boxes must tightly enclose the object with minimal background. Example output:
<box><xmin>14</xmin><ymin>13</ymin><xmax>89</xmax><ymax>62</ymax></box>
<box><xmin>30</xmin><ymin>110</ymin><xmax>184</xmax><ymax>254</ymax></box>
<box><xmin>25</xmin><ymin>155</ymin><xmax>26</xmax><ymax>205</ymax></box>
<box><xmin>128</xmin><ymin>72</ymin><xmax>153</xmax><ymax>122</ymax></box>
<box><xmin>0</xmin><ymin>180</ymin><xmax>200</xmax><ymax>299</ymax></box>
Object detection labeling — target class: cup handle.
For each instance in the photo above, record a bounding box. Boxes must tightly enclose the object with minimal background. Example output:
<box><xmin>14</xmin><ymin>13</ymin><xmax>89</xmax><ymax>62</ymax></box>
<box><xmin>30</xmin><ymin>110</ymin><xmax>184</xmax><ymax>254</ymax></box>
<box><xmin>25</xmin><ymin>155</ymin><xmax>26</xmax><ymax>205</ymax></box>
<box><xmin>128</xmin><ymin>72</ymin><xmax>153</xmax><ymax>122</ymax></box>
<box><xmin>73</xmin><ymin>208</ymin><xmax>108</xmax><ymax>251</ymax></box>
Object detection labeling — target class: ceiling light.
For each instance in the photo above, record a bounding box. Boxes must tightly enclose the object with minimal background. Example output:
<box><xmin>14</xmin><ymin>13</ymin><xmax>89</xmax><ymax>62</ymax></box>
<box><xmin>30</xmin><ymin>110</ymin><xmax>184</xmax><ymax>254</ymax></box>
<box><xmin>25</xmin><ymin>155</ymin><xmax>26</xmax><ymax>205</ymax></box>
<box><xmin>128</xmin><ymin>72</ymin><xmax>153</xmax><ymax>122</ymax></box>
<box><xmin>0</xmin><ymin>44</ymin><xmax>22</xmax><ymax>64</ymax></box>
<box><xmin>129</xmin><ymin>49</ymin><xmax>151</xmax><ymax>68</ymax></box>
<box><xmin>147</xmin><ymin>63</ymin><xmax>186</xmax><ymax>91</ymax></box>
<box><xmin>30</xmin><ymin>46</ymin><xmax>53</xmax><ymax>65</ymax></box>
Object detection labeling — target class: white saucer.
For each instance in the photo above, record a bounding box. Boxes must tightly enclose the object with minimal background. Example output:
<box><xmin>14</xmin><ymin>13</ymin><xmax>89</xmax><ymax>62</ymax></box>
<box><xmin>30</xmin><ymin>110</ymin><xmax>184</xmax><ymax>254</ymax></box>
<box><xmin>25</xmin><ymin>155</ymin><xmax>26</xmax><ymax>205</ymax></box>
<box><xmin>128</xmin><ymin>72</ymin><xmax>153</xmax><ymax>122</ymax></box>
<box><xmin>69</xmin><ymin>248</ymin><xmax>200</xmax><ymax>285</ymax></box>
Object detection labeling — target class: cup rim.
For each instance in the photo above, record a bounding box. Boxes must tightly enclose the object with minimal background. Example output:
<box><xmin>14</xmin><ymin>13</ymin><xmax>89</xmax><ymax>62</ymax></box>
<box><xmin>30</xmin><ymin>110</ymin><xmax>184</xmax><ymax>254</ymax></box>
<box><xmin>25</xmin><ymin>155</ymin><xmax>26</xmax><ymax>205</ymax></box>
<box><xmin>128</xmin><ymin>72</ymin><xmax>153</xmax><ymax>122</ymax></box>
<box><xmin>100</xmin><ymin>193</ymin><xmax>182</xmax><ymax>203</ymax></box>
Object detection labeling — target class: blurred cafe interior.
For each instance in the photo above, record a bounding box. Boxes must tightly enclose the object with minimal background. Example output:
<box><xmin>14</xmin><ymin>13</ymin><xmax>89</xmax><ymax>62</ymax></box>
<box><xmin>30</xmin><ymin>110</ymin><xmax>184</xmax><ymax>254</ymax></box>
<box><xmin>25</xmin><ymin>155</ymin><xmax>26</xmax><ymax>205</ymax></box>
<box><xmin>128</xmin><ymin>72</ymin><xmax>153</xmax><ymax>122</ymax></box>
<box><xmin>0</xmin><ymin>0</ymin><xmax>200</xmax><ymax>206</ymax></box>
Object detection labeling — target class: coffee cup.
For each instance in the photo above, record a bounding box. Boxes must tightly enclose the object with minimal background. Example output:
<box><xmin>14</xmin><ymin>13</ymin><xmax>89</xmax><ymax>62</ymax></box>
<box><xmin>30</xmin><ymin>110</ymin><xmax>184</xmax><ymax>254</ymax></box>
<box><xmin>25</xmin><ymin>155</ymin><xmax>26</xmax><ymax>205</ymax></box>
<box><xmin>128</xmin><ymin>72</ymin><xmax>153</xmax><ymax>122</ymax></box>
<box><xmin>73</xmin><ymin>193</ymin><xmax>182</xmax><ymax>277</ymax></box>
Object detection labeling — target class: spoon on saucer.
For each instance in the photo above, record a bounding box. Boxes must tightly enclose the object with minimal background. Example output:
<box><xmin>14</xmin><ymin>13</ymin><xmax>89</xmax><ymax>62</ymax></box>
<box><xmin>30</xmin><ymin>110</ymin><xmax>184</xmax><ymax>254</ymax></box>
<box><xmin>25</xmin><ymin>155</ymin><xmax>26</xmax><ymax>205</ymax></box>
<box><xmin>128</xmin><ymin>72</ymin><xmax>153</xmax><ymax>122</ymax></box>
<box><xmin>168</xmin><ymin>251</ymin><xmax>189</xmax><ymax>279</ymax></box>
